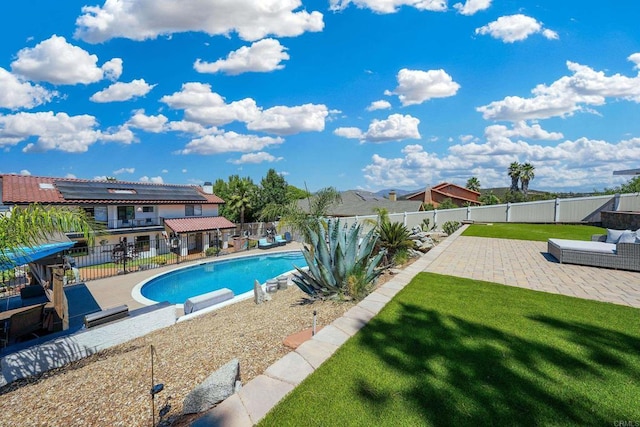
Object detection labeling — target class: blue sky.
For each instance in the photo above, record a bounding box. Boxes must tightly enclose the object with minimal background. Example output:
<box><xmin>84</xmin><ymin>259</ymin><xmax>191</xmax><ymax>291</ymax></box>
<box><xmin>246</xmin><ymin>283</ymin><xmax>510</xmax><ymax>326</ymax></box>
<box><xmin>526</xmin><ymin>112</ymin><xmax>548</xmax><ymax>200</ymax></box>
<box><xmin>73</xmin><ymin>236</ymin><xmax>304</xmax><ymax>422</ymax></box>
<box><xmin>1</xmin><ymin>0</ymin><xmax>639</xmax><ymax>193</ymax></box>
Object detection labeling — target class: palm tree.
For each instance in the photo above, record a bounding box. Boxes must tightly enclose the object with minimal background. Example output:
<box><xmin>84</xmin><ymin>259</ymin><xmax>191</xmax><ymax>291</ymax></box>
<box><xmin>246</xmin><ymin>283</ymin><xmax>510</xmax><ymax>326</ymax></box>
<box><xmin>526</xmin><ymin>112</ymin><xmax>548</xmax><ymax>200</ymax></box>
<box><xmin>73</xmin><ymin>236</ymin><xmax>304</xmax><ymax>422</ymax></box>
<box><xmin>262</xmin><ymin>186</ymin><xmax>341</xmax><ymax>243</ymax></box>
<box><xmin>508</xmin><ymin>161</ymin><xmax>522</xmax><ymax>192</ymax></box>
<box><xmin>466</xmin><ymin>177</ymin><xmax>481</xmax><ymax>192</ymax></box>
<box><xmin>1</xmin><ymin>204</ymin><xmax>97</xmax><ymax>268</ymax></box>
<box><xmin>227</xmin><ymin>178</ymin><xmax>254</xmax><ymax>235</ymax></box>
<box><xmin>519</xmin><ymin>162</ymin><xmax>536</xmax><ymax>197</ymax></box>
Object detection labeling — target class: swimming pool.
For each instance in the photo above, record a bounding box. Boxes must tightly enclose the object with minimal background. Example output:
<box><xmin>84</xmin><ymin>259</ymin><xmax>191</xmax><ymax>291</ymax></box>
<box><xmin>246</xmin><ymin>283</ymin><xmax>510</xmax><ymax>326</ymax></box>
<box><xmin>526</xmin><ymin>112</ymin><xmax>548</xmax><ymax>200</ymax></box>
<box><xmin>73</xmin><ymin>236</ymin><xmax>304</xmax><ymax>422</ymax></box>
<box><xmin>135</xmin><ymin>251</ymin><xmax>306</xmax><ymax>305</ymax></box>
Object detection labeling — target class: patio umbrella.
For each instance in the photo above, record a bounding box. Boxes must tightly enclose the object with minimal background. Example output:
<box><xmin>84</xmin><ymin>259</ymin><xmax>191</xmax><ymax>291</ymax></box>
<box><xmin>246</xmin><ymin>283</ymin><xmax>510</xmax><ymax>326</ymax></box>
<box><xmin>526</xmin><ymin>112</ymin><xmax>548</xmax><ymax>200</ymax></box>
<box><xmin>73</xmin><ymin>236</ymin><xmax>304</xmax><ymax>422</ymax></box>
<box><xmin>0</xmin><ymin>241</ymin><xmax>76</xmax><ymax>272</ymax></box>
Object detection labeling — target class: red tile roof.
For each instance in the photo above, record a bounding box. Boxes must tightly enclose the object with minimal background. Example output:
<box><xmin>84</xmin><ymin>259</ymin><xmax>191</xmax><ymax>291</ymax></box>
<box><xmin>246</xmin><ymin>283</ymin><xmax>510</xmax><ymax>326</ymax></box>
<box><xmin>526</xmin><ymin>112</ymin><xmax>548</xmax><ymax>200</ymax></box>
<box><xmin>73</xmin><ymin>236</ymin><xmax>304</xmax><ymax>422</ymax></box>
<box><xmin>164</xmin><ymin>217</ymin><xmax>236</xmax><ymax>233</ymax></box>
<box><xmin>1</xmin><ymin>174</ymin><xmax>225</xmax><ymax>205</ymax></box>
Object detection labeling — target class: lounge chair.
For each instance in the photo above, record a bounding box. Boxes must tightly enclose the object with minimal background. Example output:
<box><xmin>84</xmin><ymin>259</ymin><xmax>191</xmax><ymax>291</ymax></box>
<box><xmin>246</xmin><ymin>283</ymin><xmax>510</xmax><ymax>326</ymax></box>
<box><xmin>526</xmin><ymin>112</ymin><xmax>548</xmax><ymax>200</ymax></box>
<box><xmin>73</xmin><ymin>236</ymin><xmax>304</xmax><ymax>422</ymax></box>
<box><xmin>0</xmin><ymin>303</ymin><xmax>45</xmax><ymax>348</ymax></box>
<box><xmin>547</xmin><ymin>230</ymin><xmax>640</xmax><ymax>271</ymax></box>
<box><xmin>274</xmin><ymin>235</ymin><xmax>287</xmax><ymax>246</ymax></box>
<box><xmin>258</xmin><ymin>238</ymin><xmax>277</xmax><ymax>250</ymax></box>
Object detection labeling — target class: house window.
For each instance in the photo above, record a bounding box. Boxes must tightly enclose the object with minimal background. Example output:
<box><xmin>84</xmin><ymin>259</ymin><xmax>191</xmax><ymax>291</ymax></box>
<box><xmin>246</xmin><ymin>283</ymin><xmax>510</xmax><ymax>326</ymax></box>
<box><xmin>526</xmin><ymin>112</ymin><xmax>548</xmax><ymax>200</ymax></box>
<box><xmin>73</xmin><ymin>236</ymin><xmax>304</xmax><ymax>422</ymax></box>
<box><xmin>83</xmin><ymin>207</ymin><xmax>95</xmax><ymax>219</ymax></box>
<box><xmin>135</xmin><ymin>235</ymin><xmax>151</xmax><ymax>252</ymax></box>
<box><xmin>142</xmin><ymin>206</ymin><xmax>154</xmax><ymax>213</ymax></box>
<box><xmin>185</xmin><ymin>204</ymin><xmax>202</xmax><ymax>217</ymax></box>
<box><xmin>117</xmin><ymin>206</ymin><xmax>135</xmax><ymax>223</ymax></box>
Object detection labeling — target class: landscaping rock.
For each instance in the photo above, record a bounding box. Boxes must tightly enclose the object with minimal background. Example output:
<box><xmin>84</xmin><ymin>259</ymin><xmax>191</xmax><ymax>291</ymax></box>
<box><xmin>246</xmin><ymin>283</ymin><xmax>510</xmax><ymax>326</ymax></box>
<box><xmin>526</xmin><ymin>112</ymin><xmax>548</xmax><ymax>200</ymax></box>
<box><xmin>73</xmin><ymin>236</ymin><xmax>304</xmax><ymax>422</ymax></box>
<box><xmin>182</xmin><ymin>359</ymin><xmax>241</xmax><ymax>415</ymax></box>
<box><xmin>253</xmin><ymin>280</ymin><xmax>271</xmax><ymax>304</ymax></box>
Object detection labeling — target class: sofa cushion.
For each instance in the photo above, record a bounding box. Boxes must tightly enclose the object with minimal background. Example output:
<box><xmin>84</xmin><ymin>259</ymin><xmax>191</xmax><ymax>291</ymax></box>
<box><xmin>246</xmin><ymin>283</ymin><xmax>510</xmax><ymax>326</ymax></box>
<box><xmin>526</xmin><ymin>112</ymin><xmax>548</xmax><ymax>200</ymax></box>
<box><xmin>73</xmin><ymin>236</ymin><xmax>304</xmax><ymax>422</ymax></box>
<box><xmin>548</xmin><ymin>238</ymin><xmax>616</xmax><ymax>254</ymax></box>
<box><xmin>606</xmin><ymin>229</ymin><xmax>629</xmax><ymax>243</ymax></box>
<box><xmin>618</xmin><ymin>230</ymin><xmax>637</xmax><ymax>244</ymax></box>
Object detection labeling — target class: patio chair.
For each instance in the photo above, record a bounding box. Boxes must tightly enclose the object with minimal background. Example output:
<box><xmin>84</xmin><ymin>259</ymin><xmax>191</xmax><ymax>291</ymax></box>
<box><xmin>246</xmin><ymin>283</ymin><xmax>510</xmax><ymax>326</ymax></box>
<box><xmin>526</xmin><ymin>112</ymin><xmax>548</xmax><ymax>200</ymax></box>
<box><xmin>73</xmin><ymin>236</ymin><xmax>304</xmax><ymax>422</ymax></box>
<box><xmin>0</xmin><ymin>303</ymin><xmax>45</xmax><ymax>348</ymax></box>
<box><xmin>274</xmin><ymin>235</ymin><xmax>287</xmax><ymax>246</ymax></box>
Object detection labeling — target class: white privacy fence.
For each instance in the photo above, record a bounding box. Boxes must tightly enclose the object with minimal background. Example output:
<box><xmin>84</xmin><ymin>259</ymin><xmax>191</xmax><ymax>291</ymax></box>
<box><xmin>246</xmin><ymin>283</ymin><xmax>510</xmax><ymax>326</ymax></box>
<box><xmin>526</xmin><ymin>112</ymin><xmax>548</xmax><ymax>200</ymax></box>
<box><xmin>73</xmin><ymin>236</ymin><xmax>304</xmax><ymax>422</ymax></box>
<box><xmin>338</xmin><ymin>193</ymin><xmax>640</xmax><ymax>231</ymax></box>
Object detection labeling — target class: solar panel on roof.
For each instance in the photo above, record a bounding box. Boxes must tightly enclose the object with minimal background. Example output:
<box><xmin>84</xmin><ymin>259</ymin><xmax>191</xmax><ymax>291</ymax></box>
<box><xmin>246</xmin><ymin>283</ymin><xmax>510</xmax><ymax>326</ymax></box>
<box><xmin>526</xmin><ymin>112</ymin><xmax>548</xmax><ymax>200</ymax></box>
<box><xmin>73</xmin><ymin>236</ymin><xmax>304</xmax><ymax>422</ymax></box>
<box><xmin>54</xmin><ymin>180</ymin><xmax>207</xmax><ymax>202</ymax></box>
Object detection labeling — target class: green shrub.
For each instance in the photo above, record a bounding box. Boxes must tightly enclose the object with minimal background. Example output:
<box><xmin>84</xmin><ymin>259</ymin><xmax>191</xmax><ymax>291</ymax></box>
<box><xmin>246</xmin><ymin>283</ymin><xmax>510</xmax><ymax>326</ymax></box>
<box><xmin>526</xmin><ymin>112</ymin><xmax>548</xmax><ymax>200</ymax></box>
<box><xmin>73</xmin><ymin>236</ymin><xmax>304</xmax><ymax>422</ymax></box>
<box><xmin>442</xmin><ymin>220</ymin><xmax>461</xmax><ymax>235</ymax></box>
<box><xmin>392</xmin><ymin>248</ymin><xmax>410</xmax><ymax>266</ymax></box>
<box><xmin>377</xmin><ymin>220</ymin><xmax>413</xmax><ymax>267</ymax></box>
<box><xmin>205</xmin><ymin>247</ymin><xmax>219</xmax><ymax>256</ymax></box>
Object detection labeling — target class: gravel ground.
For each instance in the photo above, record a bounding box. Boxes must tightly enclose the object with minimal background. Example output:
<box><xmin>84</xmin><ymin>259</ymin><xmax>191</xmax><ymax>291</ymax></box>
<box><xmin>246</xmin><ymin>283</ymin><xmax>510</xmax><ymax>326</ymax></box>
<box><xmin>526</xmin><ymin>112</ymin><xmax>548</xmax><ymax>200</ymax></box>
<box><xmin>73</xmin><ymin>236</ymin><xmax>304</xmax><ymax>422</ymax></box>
<box><xmin>0</xmin><ymin>280</ymin><xmax>373</xmax><ymax>426</ymax></box>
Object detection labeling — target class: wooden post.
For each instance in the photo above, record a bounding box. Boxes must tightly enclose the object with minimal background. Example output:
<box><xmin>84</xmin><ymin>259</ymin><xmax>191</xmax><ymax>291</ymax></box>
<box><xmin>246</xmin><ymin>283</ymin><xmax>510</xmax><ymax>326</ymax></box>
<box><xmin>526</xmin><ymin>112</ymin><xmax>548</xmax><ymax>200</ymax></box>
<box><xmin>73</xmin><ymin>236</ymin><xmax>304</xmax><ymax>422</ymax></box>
<box><xmin>52</xmin><ymin>266</ymin><xmax>69</xmax><ymax>331</ymax></box>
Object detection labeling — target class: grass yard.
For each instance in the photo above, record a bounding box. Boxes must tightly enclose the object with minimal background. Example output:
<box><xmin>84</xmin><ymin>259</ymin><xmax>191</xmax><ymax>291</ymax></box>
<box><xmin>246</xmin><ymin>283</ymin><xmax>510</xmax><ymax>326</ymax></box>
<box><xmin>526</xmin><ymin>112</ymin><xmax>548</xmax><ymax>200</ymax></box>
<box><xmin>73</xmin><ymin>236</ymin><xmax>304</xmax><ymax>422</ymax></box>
<box><xmin>462</xmin><ymin>223</ymin><xmax>605</xmax><ymax>241</ymax></box>
<box><xmin>259</xmin><ymin>273</ymin><xmax>640</xmax><ymax>426</ymax></box>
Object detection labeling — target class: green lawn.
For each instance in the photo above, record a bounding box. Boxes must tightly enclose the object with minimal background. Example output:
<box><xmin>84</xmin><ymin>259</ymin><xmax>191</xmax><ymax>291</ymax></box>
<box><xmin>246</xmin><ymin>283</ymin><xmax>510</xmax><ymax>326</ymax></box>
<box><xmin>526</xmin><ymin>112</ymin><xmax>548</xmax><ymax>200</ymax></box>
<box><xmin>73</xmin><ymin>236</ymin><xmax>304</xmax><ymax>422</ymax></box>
<box><xmin>462</xmin><ymin>223</ymin><xmax>605</xmax><ymax>241</ymax></box>
<box><xmin>259</xmin><ymin>273</ymin><xmax>640</xmax><ymax>426</ymax></box>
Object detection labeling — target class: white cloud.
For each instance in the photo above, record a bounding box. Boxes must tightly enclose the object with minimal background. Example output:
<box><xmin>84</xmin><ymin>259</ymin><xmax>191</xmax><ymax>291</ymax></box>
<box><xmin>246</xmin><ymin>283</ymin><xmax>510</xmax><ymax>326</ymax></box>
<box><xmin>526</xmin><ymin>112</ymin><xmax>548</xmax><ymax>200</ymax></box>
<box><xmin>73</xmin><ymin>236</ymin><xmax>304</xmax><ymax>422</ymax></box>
<box><xmin>228</xmin><ymin>152</ymin><xmax>283</xmax><ymax>164</ymax></box>
<box><xmin>102</xmin><ymin>58</ymin><xmax>123</xmax><ymax>81</ymax></box>
<box><xmin>334</xmin><ymin>127</ymin><xmax>364</xmax><ymax>139</ymax></box>
<box><xmin>628</xmin><ymin>52</ymin><xmax>640</xmax><ymax>69</ymax></box>
<box><xmin>90</xmin><ymin>79</ymin><xmax>156</xmax><ymax>103</ymax></box>
<box><xmin>336</xmin><ymin>114</ymin><xmax>421</xmax><ymax>143</ymax></box>
<box><xmin>363</xmin><ymin>135</ymin><xmax>640</xmax><ymax>190</ymax></box>
<box><xmin>114</xmin><ymin>167</ymin><xmax>135</xmax><ymax>175</ymax></box>
<box><xmin>178</xmin><ymin>131</ymin><xmax>284</xmax><ymax>155</ymax></box>
<box><xmin>126</xmin><ymin>111</ymin><xmax>169</xmax><ymax>133</ymax></box>
<box><xmin>386</xmin><ymin>68</ymin><xmax>460</xmax><ymax>106</ymax></box>
<box><xmin>0</xmin><ymin>111</ymin><xmax>133</xmax><ymax>152</ymax></box>
<box><xmin>100</xmin><ymin>126</ymin><xmax>136</xmax><ymax>144</ymax></box>
<box><xmin>194</xmin><ymin>39</ymin><xmax>289</xmax><ymax>75</ymax></box>
<box><xmin>475</xmin><ymin>14</ymin><xmax>556</xmax><ymax>43</ymax></box>
<box><xmin>329</xmin><ymin>0</ymin><xmax>447</xmax><ymax>14</ymax></box>
<box><xmin>453</xmin><ymin>0</ymin><xmax>491</xmax><ymax>16</ymax></box>
<box><xmin>139</xmin><ymin>176</ymin><xmax>164</xmax><ymax>184</ymax></box>
<box><xmin>20</xmin><ymin>169</ymin><xmax>31</xmax><ymax>176</ymax></box>
<box><xmin>161</xmin><ymin>83</ymin><xmax>260</xmax><ymax>126</ymax></box>
<box><xmin>485</xmin><ymin>121</ymin><xmax>563</xmax><ymax>141</ymax></box>
<box><xmin>247</xmin><ymin>104</ymin><xmax>328</xmax><ymax>135</ymax></box>
<box><xmin>542</xmin><ymin>29</ymin><xmax>559</xmax><ymax>40</ymax></box>
<box><xmin>11</xmin><ymin>35</ymin><xmax>121</xmax><ymax>85</ymax></box>
<box><xmin>0</xmin><ymin>67</ymin><xmax>56</xmax><ymax>110</ymax></box>
<box><xmin>477</xmin><ymin>60</ymin><xmax>640</xmax><ymax>121</ymax></box>
<box><xmin>162</xmin><ymin>83</ymin><xmax>329</xmax><ymax>135</ymax></box>
<box><xmin>75</xmin><ymin>0</ymin><xmax>324</xmax><ymax>43</ymax></box>
<box><xmin>366</xmin><ymin>100</ymin><xmax>392</xmax><ymax>111</ymax></box>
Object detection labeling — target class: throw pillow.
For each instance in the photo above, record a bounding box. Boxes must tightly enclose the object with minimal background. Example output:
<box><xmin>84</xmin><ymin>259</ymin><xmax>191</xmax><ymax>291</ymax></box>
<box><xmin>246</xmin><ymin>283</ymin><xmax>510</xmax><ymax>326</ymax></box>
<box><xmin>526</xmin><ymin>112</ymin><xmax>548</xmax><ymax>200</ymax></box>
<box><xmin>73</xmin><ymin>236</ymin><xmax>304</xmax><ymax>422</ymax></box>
<box><xmin>617</xmin><ymin>230</ymin><xmax>636</xmax><ymax>244</ymax></box>
<box><xmin>606</xmin><ymin>229</ymin><xmax>627</xmax><ymax>244</ymax></box>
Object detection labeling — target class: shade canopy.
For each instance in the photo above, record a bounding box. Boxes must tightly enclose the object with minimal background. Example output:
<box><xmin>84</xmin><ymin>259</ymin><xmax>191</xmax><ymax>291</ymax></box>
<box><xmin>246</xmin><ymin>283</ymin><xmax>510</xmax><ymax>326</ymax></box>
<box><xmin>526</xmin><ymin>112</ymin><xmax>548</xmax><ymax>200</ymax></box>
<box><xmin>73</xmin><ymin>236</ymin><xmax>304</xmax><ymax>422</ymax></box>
<box><xmin>0</xmin><ymin>241</ymin><xmax>76</xmax><ymax>272</ymax></box>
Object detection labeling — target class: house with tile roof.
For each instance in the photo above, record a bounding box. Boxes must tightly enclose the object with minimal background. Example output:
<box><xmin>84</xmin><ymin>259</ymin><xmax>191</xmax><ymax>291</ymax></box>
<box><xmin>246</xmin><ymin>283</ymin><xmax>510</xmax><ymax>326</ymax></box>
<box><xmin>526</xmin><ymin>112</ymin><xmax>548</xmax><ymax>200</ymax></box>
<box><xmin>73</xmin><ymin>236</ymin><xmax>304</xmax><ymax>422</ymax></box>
<box><xmin>0</xmin><ymin>174</ymin><xmax>236</xmax><ymax>261</ymax></box>
<box><xmin>406</xmin><ymin>182</ymin><xmax>481</xmax><ymax>208</ymax></box>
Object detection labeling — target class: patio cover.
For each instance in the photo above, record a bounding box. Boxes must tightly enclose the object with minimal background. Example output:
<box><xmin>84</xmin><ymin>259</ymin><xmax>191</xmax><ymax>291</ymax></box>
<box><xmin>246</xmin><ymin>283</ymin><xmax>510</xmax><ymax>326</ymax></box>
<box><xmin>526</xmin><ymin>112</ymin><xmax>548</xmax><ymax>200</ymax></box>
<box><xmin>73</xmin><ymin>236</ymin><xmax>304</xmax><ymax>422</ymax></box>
<box><xmin>0</xmin><ymin>241</ymin><xmax>76</xmax><ymax>272</ymax></box>
<box><xmin>164</xmin><ymin>216</ymin><xmax>236</xmax><ymax>234</ymax></box>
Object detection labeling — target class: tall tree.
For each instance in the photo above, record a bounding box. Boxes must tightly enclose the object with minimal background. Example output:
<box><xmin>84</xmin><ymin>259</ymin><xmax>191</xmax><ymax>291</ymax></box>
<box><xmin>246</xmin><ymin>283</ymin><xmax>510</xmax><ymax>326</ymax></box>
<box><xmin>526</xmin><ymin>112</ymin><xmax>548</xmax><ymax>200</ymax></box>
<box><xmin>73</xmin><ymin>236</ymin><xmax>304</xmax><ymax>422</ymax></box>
<box><xmin>255</xmin><ymin>169</ymin><xmax>288</xmax><ymax>220</ymax></box>
<box><xmin>519</xmin><ymin>162</ymin><xmax>536</xmax><ymax>197</ymax></box>
<box><xmin>466</xmin><ymin>177</ymin><xmax>481</xmax><ymax>192</ymax></box>
<box><xmin>260</xmin><ymin>169</ymin><xmax>288</xmax><ymax>206</ymax></box>
<box><xmin>508</xmin><ymin>162</ymin><xmax>522</xmax><ymax>192</ymax></box>
<box><xmin>1</xmin><ymin>204</ymin><xmax>97</xmax><ymax>268</ymax></box>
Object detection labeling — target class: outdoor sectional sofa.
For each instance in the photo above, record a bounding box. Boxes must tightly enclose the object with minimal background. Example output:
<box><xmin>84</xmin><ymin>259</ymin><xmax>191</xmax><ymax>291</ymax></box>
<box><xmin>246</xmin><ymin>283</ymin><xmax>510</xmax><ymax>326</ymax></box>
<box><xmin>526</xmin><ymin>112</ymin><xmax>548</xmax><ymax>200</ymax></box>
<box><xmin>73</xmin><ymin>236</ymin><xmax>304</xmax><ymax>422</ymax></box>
<box><xmin>548</xmin><ymin>229</ymin><xmax>640</xmax><ymax>272</ymax></box>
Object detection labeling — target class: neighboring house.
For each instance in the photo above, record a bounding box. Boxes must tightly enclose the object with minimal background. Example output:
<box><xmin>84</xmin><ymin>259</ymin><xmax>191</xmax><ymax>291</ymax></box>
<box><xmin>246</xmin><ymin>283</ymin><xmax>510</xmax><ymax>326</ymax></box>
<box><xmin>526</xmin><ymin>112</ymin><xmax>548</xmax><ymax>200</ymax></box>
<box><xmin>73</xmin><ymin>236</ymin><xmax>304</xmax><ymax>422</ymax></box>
<box><xmin>406</xmin><ymin>182</ymin><xmax>481</xmax><ymax>208</ymax></box>
<box><xmin>0</xmin><ymin>174</ymin><xmax>236</xmax><ymax>264</ymax></box>
<box><xmin>298</xmin><ymin>190</ymin><xmax>422</xmax><ymax>217</ymax></box>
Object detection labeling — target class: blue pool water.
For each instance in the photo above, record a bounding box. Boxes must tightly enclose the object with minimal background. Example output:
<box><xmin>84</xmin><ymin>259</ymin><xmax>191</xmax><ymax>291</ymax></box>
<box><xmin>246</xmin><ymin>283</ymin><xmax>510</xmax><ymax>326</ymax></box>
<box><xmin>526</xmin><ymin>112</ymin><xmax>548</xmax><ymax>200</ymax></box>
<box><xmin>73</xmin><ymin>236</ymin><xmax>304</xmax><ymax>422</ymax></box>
<box><xmin>140</xmin><ymin>251</ymin><xmax>306</xmax><ymax>304</ymax></box>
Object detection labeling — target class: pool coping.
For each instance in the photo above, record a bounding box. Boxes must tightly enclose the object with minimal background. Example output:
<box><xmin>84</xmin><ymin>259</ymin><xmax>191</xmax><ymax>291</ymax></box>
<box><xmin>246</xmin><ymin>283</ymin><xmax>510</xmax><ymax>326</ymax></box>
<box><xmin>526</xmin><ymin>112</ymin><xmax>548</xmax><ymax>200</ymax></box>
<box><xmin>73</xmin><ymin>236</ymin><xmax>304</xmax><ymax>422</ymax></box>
<box><xmin>131</xmin><ymin>249</ymin><xmax>306</xmax><ymax>308</ymax></box>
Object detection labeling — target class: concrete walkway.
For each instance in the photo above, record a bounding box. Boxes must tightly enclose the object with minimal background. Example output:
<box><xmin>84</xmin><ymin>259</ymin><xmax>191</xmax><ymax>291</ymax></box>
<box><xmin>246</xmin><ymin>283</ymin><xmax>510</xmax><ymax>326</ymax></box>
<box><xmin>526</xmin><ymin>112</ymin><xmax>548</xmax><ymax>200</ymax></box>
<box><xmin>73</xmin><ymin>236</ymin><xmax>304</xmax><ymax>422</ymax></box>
<box><xmin>424</xmin><ymin>234</ymin><xmax>640</xmax><ymax>308</ymax></box>
<box><xmin>192</xmin><ymin>226</ymin><xmax>640</xmax><ymax>426</ymax></box>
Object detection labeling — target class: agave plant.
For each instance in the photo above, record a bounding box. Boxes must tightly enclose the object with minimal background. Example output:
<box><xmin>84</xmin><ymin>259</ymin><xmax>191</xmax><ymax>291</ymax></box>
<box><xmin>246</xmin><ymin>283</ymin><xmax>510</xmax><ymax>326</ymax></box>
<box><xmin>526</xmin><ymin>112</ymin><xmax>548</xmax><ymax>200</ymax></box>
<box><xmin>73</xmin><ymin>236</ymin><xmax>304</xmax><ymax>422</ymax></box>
<box><xmin>292</xmin><ymin>218</ymin><xmax>385</xmax><ymax>300</ymax></box>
